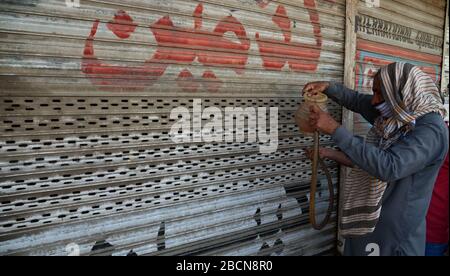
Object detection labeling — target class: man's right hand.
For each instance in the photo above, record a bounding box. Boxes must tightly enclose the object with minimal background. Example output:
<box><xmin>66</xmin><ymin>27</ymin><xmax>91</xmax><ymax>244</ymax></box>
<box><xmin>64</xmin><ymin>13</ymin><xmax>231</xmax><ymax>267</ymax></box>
<box><xmin>302</xmin><ymin>81</ymin><xmax>330</xmax><ymax>97</ymax></box>
<box><xmin>304</xmin><ymin>147</ymin><xmax>334</xmax><ymax>160</ymax></box>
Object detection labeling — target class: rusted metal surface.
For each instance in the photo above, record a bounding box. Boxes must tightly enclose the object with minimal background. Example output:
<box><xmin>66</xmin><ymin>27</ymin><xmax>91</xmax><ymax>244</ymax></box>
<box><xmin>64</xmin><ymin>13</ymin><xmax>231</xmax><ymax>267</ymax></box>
<box><xmin>0</xmin><ymin>0</ymin><xmax>345</xmax><ymax>255</ymax></box>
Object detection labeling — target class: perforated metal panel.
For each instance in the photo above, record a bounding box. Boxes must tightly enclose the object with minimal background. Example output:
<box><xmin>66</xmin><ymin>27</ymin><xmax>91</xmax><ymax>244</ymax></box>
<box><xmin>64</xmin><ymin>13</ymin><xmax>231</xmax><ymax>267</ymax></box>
<box><xmin>0</xmin><ymin>0</ymin><xmax>345</xmax><ymax>256</ymax></box>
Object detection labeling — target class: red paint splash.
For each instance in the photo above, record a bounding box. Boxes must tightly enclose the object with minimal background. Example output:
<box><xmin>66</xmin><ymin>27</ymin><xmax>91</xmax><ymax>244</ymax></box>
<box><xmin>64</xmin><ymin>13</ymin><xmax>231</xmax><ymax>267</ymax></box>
<box><xmin>255</xmin><ymin>1</ymin><xmax>322</xmax><ymax>72</ymax></box>
<box><xmin>272</xmin><ymin>5</ymin><xmax>291</xmax><ymax>42</ymax></box>
<box><xmin>82</xmin><ymin>17</ymin><xmax>167</xmax><ymax>90</ymax></box>
<box><xmin>194</xmin><ymin>3</ymin><xmax>203</xmax><ymax>30</ymax></box>
<box><xmin>255</xmin><ymin>0</ymin><xmax>272</xmax><ymax>8</ymax></box>
<box><xmin>176</xmin><ymin>70</ymin><xmax>223</xmax><ymax>93</ymax></box>
<box><xmin>177</xmin><ymin>69</ymin><xmax>199</xmax><ymax>92</ymax></box>
<box><xmin>150</xmin><ymin>3</ymin><xmax>250</xmax><ymax>75</ymax></box>
<box><xmin>107</xmin><ymin>10</ymin><xmax>137</xmax><ymax>39</ymax></box>
<box><xmin>304</xmin><ymin>0</ymin><xmax>321</xmax><ymax>41</ymax></box>
<box><xmin>82</xmin><ymin>4</ymin><xmax>250</xmax><ymax>92</ymax></box>
<box><xmin>202</xmin><ymin>70</ymin><xmax>222</xmax><ymax>93</ymax></box>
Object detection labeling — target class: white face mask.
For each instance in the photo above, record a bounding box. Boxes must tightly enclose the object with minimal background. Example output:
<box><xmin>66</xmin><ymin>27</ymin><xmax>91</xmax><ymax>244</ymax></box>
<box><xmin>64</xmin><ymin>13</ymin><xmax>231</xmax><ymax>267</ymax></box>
<box><xmin>374</xmin><ymin>101</ymin><xmax>394</xmax><ymax>118</ymax></box>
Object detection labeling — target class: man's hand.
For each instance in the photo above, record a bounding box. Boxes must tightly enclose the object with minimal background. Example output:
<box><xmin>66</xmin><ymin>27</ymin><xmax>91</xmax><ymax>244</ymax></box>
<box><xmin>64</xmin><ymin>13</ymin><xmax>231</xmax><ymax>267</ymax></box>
<box><xmin>302</xmin><ymin>81</ymin><xmax>330</xmax><ymax>97</ymax></box>
<box><xmin>309</xmin><ymin>105</ymin><xmax>340</xmax><ymax>135</ymax></box>
<box><xmin>304</xmin><ymin>147</ymin><xmax>334</xmax><ymax>160</ymax></box>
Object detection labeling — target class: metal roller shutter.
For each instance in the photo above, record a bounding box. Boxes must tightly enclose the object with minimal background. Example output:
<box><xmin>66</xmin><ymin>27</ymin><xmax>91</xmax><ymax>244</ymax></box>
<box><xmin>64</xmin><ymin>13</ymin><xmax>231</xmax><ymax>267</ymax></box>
<box><xmin>353</xmin><ymin>0</ymin><xmax>447</xmax><ymax>136</ymax></box>
<box><xmin>443</xmin><ymin>2</ymin><xmax>449</xmax><ymax>102</ymax></box>
<box><xmin>0</xmin><ymin>0</ymin><xmax>345</xmax><ymax>256</ymax></box>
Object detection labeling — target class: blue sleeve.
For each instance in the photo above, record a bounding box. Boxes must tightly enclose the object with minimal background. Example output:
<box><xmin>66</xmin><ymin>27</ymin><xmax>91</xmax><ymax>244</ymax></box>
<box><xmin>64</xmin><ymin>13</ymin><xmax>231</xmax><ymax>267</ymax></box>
<box><xmin>325</xmin><ymin>82</ymin><xmax>379</xmax><ymax>125</ymax></box>
<box><xmin>331</xmin><ymin>117</ymin><xmax>448</xmax><ymax>182</ymax></box>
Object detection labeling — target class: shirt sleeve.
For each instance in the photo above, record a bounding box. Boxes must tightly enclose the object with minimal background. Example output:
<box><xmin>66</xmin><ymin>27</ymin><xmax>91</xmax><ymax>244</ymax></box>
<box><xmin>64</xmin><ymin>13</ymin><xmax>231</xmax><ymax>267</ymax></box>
<box><xmin>325</xmin><ymin>82</ymin><xmax>380</xmax><ymax>125</ymax></box>
<box><xmin>331</xmin><ymin>119</ymin><xmax>447</xmax><ymax>182</ymax></box>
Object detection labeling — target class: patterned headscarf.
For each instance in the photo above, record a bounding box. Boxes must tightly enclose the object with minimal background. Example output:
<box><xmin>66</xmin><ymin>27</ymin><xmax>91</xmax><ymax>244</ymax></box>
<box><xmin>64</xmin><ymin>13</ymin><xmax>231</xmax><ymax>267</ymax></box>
<box><xmin>374</xmin><ymin>62</ymin><xmax>446</xmax><ymax>148</ymax></box>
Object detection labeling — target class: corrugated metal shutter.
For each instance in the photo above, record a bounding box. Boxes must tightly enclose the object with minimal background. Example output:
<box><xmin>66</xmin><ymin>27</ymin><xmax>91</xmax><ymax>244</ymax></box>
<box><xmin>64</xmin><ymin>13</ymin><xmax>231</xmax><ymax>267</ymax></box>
<box><xmin>443</xmin><ymin>1</ymin><xmax>449</xmax><ymax>121</ymax></box>
<box><xmin>0</xmin><ymin>0</ymin><xmax>345</xmax><ymax>256</ymax></box>
<box><xmin>353</xmin><ymin>0</ymin><xmax>447</xmax><ymax>136</ymax></box>
<box><xmin>443</xmin><ymin>1</ymin><xmax>449</xmax><ymax>98</ymax></box>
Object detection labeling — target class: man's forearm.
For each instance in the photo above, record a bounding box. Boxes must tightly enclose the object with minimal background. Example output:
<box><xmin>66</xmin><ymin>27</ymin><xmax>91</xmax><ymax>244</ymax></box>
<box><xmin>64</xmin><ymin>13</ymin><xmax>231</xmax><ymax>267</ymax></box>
<box><xmin>325</xmin><ymin>150</ymin><xmax>354</xmax><ymax>167</ymax></box>
<box><xmin>325</xmin><ymin>82</ymin><xmax>379</xmax><ymax>125</ymax></box>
